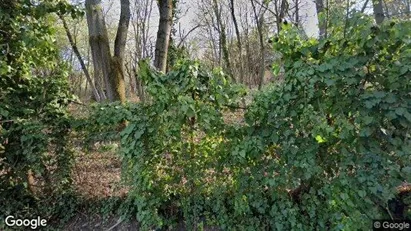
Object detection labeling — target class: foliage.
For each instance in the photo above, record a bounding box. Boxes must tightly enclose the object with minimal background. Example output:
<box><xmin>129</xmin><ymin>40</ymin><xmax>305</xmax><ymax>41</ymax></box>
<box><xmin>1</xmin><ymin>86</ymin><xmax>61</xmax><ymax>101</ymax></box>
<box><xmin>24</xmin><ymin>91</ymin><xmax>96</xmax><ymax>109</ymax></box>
<box><xmin>120</xmin><ymin>59</ymin><xmax>246</xmax><ymax>229</ymax></box>
<box><xmin>0</xmin><ymin>0</ymin><xmax>79</xmax><ymax>227</ymax></box>
<box><xmin>120</xmin><ymin>16</ymin><xmax>410</xmax><ymax>230</ymax></box>
<box><xmin>72</xmin><ymin>102</ymin><xmax>139</xmax><ymax>148</ymax></box>
<box><xmin>243</xmin><ymin>17</ymin><xmax>411</xmax><ymax>229</ymax></box>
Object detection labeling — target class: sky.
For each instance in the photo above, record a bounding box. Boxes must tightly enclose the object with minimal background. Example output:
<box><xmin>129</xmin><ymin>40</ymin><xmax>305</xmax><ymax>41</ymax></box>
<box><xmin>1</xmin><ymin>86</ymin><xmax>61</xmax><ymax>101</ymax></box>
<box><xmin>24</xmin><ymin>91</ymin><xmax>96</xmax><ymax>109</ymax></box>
<box><xmin>103</xmin><ymin>0</ymin><xmax>321</xmax><ymax>39</ymax></box>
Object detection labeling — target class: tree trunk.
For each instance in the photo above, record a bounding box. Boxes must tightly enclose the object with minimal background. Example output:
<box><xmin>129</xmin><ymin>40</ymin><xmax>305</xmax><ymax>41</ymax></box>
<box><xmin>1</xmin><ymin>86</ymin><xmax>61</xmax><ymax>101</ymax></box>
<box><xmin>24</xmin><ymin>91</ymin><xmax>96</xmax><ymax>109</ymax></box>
<box><xmin>112</xmin><ymin>0</ymin><xmax>130</xmax><ymax>103</ymax></box>
<box><xmin>212</xmin><ymin>0</ymin><xmax>234</xmax><ymax>81</ymax></box>
<box><xmin>59</xmin><ymin>14</ymin><xmax>101</xmax><ymax>102</ymax></box>
<box><xmin>372</xmin><ymin>0</ymin><xmax>385</xmax><ymax>24</ymax></box>
<box><xmin>295</xmin><ymin>0</ymin><xmax>300</xmax><ymax>25</ymax></box>
<box><xmin>277</xmin><ymin>0</ymin><xmax>289</xmax><ymax>33</ymax></box>
<box><xmin>86</xmin><ymin>0</ymin><xmax>115</xmax><ymax>101</ymax></box>
<box><xmin>154</xmin><ymin>0</ymin><xmax>173</xmax><ymax>73</ymax></box>
<box><xmin>229</xmin><ymin>0</ymin><xmax>244</xmax><ymax>84</ymax></box>
<box><xmin>251</xmin><ymin>0</ymin><xmax>266</xmax><ymax>90</ymax></box>
<box><xmin>86</xmin><ymin>0</ymin><xmax>129</xmax><ymax>103</ymax></box>
<box><xmin>315</xmin><ymin>0</ymin><xmax>326</xmax><ymax>38</ymax></box>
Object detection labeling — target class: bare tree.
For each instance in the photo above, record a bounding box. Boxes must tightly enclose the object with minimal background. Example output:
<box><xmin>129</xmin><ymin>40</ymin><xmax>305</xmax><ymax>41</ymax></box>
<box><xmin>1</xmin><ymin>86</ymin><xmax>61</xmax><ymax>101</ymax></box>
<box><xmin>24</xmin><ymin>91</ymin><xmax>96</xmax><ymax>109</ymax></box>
<box><xmin>59</xmin><ymin>14</ymin><xmax>101</xmax><ymax>101</ymax></box>
<box><xmin>251</xmin><ymin>0</ymin><xmax>268</xmax><ymax>90</ymax></box>
<box><xmin>154</xmin><ymin>0</ymin><xmax>173</xmax><ymax>73</ymax></box>
<box><xmin>195</xmin><ymin>0</ymin><xmax>222</xmax><ymax>68</ymax></box>
<box><xmin>212</xmin><ymin>0</ymin><xmax>234</xmax><ymax>80</ymax></box>
<box><xmin>229</xmin><ymin>0</ymin><xmax>245</xmax><ymax>84</ymax></box>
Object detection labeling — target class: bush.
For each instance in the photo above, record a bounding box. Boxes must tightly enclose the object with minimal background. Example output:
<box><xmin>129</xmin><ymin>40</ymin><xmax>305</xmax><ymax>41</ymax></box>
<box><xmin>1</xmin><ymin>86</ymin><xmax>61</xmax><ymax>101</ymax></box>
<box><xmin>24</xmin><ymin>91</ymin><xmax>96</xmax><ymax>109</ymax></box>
<box><xmin>120</xmin><ymin>60</ymin><xmax>246</xmax><ymax>229</ymax></box>
<box><xmin>240</xmin><ymin>17</ymin><xmax>411</xmax><ymax>229</ymax></box>
<box><xmin>120</xmin><ymin>17</ymin><xmax>411</xmax><ymax>230</ymax></box>
<box><xmin>0</xmin><ymin>0</ymin><xmax>77</xmax><ymax>226</ymax></box>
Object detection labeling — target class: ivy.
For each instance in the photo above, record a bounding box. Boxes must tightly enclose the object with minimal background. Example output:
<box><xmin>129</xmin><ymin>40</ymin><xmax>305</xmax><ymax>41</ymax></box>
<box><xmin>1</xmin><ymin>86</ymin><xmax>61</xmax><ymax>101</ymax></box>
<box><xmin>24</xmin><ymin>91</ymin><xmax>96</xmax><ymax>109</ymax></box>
<box><xmin>0</xmin><ymin>0</ymin><xmax>77</xmax><ymax>226</ymax></box>
<box><xmin>116</xmin><ymin>16</ymin><xmax>411</xmax><ymax>230</ymax></box>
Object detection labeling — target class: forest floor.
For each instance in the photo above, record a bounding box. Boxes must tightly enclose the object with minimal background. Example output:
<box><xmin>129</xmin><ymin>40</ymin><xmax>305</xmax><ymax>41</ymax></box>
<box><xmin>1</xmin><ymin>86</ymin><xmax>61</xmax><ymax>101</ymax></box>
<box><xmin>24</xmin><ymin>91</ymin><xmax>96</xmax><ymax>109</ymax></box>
<box><xmin>61</xmin><ymin>103</ymin><xmax>246</xmax><ymax>230</ymax></box>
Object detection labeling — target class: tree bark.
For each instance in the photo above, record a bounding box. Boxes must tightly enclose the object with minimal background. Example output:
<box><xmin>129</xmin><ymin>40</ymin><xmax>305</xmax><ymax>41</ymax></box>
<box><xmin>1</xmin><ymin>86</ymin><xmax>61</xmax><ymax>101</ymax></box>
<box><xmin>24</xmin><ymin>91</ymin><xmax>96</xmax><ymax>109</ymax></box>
<box><xmin>229</xmin><ymin>0</ymin><xmax>244</xmax><ymax>84</ymax></box>
<box><xmin>112</xmin><ymin>0</ymin><xmax>130</xmax><ymax>103</ymax></box>
<box><xmin>85</xmin><ymin>0</ymin><xmax>129</xmax><ymax>103</ymax></box>
<box><xmin>372</xmin><ymin>0</ymin><xmax>385</xmax><ymax>24</ymax></box>
<box><xmin>86</xmin><ymin>0</ymin><xmax>114</xmax><ymax>101</ymax></box>
<box><xmin>59</xmin><ymin>14</ymin><xmax>101</xmax><ymax>102</ymax></box>
<box><xmin>277</xmin><ymin>0</ymin><xmax>289</xmax><ymax>33</ymax></box>
<box><xmin>212</xmin><ymin>0</ymin><xmax>234</xmax><ymax>81</ymax></box>
<box><xmin>251</xmin><ymin>0</ymin><xmax>266</xmax><ymax>90</ymax></box>
<box><xmin>154</xmin><ymin>0</ymin><xmax>173</xmax><ymax>73</ymax></box>
<box><xmin>315</xmin><ymin>0</ymin><xmax>326</xmax><ymax>39</ymax></box>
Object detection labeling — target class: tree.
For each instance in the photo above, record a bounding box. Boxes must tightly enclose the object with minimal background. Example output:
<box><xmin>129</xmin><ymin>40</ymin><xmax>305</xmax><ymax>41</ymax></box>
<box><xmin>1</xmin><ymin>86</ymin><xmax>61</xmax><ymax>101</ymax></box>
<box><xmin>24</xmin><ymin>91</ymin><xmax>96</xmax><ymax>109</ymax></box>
<box><xmin>229</xmin><ymin>0</ymin><xmax>244</xmax><ymax>84</ymax></box>
<box><xmin>59</xmin><ymin>14</ymin><xmax>101</xmax><ymax>101</ymax></box>
<box><xmin>212</xmin><ymin>0</ymin><xmax>234</xmax><ymax>80</ymax></box>
<box><xmin>85</xmin><ymin>0</ymin><xmax>130</xmax><ymax>103</ymax></box>
<box><xmin>154</xmin><ymin>0</ymin><xmax>173</xmax><ymax>73</ymax></box>
<box><xmin>372</xmin><ymin>0</ymin><xmax>385</xmax><ymax>24</ymax></box>
<box><xmin>315</xmin><ymin>0</ymin><xmax>327</xmax><ymax>38</ymax></box>
<box><xmin>251</xmin><ymin>0</ymin><xmax>268</xmax><ymax>90</ymax></box>
<box><xmin>112</xmin><ymin>0</ymin><xmax>131</xmax><ymax>103</ymax></box>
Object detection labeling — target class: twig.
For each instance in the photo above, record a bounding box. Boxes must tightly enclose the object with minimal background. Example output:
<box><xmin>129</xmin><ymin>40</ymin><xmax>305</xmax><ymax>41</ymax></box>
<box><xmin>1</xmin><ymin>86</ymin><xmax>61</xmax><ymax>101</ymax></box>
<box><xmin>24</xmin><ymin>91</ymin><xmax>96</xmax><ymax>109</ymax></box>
<box><xmin>223</xmin><ymin>104</ymin><xmax>248</xmax><ymax>110</ymax></box>
<box><xmin>0</xmin><ymin>120</ymin><xmax>13</xmax><ymax>124</ymax></box>
<box><xmin>177</xmin><ymin>25</ymin><xmax>202</xmax><ymax>48</ymax></box>
<box><xmin>386</xmin><ymin>202</ymin><xmax>394</xmax><ymax>221</ymax></box>
<box><xmin>361</xmin><ymin>0</ymin><xmax>370</xmax><ymax>13</ymax></box>
<box><xmin>106</xmin><ymin>217</ymin><xmax>123</xmax><ymax>231</ymax></box>
<box><xmin>68</xmin><ymin>100</ymin><xmax>87</xmax><ymax>106</ymax></box>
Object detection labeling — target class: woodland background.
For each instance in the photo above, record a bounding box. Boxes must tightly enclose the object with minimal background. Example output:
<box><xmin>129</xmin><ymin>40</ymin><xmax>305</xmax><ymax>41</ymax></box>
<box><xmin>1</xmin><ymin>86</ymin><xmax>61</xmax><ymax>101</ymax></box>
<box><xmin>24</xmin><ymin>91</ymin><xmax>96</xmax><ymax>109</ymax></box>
<box><xmin>0</xmin><ymin>0</ymin><xmax>410</xmax><ymax>230</ymax></box>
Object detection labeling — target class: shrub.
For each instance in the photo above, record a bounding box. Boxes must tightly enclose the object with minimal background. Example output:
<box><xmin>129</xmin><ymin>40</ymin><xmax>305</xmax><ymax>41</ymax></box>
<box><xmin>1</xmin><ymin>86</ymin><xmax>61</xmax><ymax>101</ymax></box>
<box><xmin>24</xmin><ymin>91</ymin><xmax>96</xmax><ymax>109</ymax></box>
<box><xmin>0</xmin><ymin>0</ymin><xmax>78</xmax><ymax>226</ymax></box>
<box><xmin>121</xmin><ymin>16</ymin><xmax>410</xmax><ymax>230</ymax></box>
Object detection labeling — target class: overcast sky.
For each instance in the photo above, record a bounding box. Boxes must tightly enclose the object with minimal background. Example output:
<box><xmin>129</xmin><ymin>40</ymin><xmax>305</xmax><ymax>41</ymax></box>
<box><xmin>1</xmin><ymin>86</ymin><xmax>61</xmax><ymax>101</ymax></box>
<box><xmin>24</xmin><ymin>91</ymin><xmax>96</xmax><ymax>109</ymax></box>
<box><xmin>103</xmin><ymin>0</ymin><xmax>320</xmax><ymax>40</ymax></box>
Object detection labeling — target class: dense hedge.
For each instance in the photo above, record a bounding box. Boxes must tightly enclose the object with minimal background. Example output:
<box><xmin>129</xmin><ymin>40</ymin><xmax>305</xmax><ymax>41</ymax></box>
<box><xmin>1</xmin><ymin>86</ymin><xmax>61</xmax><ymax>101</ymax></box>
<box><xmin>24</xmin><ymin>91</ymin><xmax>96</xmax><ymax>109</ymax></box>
<box><xmin>119</xmin><ymin>16</ymin><xmax>410</xmax><ymax>230</ymax></box>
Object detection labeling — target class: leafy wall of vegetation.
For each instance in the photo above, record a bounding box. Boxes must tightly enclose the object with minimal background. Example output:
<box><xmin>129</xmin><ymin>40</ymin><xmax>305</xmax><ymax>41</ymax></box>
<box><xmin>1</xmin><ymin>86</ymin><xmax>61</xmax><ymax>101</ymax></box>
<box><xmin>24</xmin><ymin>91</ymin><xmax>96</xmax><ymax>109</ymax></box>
<box><xmin>0</xmin><ymin>1</ymin><xmax>77</xmax><ymax>227</ymax></box>
<box><xmin>118</xmin><ymin>17</ymin><xmax>411</xmax><ymax>230</ymax></box>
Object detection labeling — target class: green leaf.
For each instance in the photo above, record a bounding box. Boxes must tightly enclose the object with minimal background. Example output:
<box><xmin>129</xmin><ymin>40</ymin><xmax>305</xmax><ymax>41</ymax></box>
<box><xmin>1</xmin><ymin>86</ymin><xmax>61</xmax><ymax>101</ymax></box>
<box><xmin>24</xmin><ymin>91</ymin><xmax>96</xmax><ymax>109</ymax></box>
<box><xmin>358</xmin><ymin>190</ymin><xmax>366</xmax><ymax>198</ymax></box>
<box><xmin>395</xmin><ymin>108</ymin><xmax>406</xmax><ymax>116</ymax></box>
<box><xmin>239</xmin><ymin>150</ymin><xmax>246</xmax><ymax>158</ymax></box>
<box><xmin>315</xmin><ymin>135</ymin><xmax>326</xmax><ymax>143</ymax></box>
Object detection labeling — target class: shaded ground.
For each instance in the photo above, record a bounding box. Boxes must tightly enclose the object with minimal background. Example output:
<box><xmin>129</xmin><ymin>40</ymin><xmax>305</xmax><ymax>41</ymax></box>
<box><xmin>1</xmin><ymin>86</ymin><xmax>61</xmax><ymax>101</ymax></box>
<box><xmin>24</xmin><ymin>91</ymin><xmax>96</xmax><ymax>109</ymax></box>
<box><xmin>64</xmin><ymin>215</ymin><xmax>138</xmax><ymax>231</ymax></box>
<box><xmin>71</xmin><ymin>144</ymin><xmax>128</xmax><ymax>199</ymax></box>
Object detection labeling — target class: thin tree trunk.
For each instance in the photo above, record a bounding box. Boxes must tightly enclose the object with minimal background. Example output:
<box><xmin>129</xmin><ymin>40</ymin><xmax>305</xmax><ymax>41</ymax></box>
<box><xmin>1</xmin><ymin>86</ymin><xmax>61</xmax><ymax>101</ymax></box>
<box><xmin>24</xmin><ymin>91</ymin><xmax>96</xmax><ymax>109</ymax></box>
<box><xmin>243</xmin><ymin>12</ymin><xmax>252</xmax><ymax>86</ymax></box>
<box><xmin>372</xmin><ymin>0</ymin><xmax>385</xmax><ymax>24</ymax></box>
<box><xmin>295</xmin><ymin>0</ymin><xmax>300</xmax><ymax>25</ymax></box>
<box><xmin>361</xmin><ymin>0</ymin><xmax>370</xmax><ymax>13</ymax></box>
<box><xmin>277</xmin><ymin>0</ymin><xmax>289</xmax><ymax>33</ymax></box>
<box><xmin>229</xmin><ymin>0</ymin><xmax>244</xmax><ymax>84</ymax></box>
<box><xmin>58</xmin><ymin>14</ymin><xmax>101</xmax><ymax>101</ymax></box>
<box><xmin>212</xmin><ymin>0</ymin><xmax>234</xmax><ymax>81</ymax></box>
<box><xmin>315</xmin><ymin>0</ymin><xmax>326</xmax><ymax>38</ymax></box>
<box><xmin>154</xmin><ymin>0</ymin><xmax>173</xmax><ymax>73</ymax></box>
<box><xmin>343</xmin><ymin>0</ymin><xmax>350</xmax><ymax>38</ymax></box>
<box><xmin>251</xmin><ymin>0</ymin><xmax>266</xmax><ymax>90</ymax></box>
